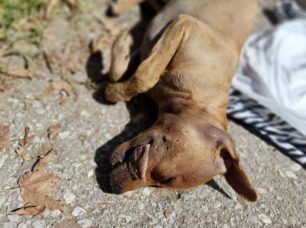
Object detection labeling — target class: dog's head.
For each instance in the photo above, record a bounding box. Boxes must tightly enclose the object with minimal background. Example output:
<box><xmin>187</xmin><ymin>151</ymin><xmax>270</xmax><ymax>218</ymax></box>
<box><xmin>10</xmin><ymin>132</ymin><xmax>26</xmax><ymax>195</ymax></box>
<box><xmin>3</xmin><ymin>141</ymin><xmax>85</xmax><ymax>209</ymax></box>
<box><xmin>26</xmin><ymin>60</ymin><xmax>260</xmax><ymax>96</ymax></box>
<box><xmin>110</xmin><ymin>114</ymin><xmax>257</xmax><ymax>201</ymax></box>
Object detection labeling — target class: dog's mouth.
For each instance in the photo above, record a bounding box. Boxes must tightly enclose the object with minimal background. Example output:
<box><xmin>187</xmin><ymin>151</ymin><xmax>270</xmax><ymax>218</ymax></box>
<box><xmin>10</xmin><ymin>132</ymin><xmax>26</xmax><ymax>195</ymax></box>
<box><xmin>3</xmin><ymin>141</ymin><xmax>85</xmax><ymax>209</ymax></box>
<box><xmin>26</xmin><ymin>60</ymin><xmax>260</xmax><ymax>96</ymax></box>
<box><xmin>110</xmin><ymin>140</ymin><xmax>153</xmax><ymax>193</ymax></box>
<box><xmin>125</xmin><ymin>143</ymin><xmax>151</xmax><ymax>180</ymax></box>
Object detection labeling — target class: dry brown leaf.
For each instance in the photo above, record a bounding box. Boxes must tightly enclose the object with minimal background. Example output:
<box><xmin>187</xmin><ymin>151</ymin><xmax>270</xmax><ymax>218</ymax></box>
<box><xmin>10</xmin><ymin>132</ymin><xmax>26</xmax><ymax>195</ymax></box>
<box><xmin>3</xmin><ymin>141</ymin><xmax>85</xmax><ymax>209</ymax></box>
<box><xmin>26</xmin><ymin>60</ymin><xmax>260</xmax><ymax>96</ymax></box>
<box><xmin>16</xmin><ymin>150</ymin><xmax>67</xmax><ymax>216</ymax></box>
<box><xmin>42</xmin><ymin>143</ymin><xmax>52</xmax><ymax>154</ymax></box>
<box><xmin>0</xmin><ymin>83</ymin><xmax>11</xmax><ymax>92</ymax></box>
<box><xmin>59</xmin><ymin>43</ymin><xmax>82</xmax><ymax>74</ymax></box>
<box><xmin>44</xmin><ymin>0</ymin><xmax>60</xmax><ymax>20</ymax></box>
<box><xmin>65</xmin><ymin>54</ymin><xmax>82</xmax><ymax>74</ymax></box>
<box><xmin>18</xmin><ymin>172</ymin><xmax>65</xmax><ymax>212</ymax></box>
<box><xmin>37</xmin><ymin>80</ymin><xmax>74</xmax><ymax>104</ymax></box>
<box><xmin>0</xmin><ymin>125</ymin><xmax>10</xmax><ymax>150</ymax></box>
<box><xmin>0</xmin><ymin>66</ymin><xmax>32</xmax><ymax>79</ymax></box>
<box><xmin>15</xmin><ymin>205</ymin><xmax>45</xmax><ymax>216</ymax></box>
<box><xmin>33</xmin><ymin>149</ymin><xmax>54</xmax><ymax>172</ymax></box>
<box><xmin>47</xmin><ymin>123</ymin><xmax>62</xmax><ymax>140</ymax></box>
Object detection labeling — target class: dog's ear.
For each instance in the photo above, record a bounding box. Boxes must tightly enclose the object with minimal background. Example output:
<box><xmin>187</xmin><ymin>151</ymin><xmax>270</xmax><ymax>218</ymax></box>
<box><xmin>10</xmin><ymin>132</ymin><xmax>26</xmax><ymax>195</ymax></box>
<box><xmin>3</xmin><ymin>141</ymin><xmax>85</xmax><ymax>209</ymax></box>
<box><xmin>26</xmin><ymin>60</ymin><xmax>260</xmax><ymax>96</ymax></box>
<box><xmin>217</xmin><ymin>135</ymin><xmax>257</xmax><ymax>202</ymax></box>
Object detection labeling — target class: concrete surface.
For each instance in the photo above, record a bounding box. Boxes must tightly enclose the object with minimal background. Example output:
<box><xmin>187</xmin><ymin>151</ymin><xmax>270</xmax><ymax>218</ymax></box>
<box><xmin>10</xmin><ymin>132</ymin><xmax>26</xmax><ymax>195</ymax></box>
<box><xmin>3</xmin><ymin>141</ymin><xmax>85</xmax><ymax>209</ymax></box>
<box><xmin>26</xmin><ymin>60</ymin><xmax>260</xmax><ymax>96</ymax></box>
<box><xmin>0</xmin><ymin>0</ymin><xmax>305</xmax><ymax>227</ymax></box>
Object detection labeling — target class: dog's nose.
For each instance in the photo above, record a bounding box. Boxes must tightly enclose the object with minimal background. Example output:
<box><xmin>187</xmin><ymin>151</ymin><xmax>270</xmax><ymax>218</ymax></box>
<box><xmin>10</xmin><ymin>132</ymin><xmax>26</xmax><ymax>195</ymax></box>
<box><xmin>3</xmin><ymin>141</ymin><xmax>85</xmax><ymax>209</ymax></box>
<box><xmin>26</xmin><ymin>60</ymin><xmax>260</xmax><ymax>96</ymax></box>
<box><xmin>110</xmin><ymin>151</ymin><xmax>125</xmax><ymax>166</ymax></box>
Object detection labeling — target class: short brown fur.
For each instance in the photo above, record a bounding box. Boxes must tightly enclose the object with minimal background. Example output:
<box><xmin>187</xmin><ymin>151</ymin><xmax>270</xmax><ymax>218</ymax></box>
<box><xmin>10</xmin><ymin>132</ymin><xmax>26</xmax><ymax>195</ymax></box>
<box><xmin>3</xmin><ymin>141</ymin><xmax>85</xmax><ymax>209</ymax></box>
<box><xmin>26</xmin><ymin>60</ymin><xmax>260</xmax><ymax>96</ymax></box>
<box><xmin>106</xmin><ymin>0</ymin><xmax>258</xmax><ymax>202</ymax></box>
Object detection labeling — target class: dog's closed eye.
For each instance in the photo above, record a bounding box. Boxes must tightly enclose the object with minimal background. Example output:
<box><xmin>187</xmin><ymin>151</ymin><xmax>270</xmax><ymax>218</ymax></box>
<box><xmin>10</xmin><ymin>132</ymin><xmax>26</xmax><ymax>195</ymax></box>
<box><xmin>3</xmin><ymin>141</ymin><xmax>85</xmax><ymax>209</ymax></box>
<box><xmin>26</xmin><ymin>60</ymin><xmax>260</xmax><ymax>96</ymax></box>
<box><xmin>159</xmin><ymin>177</ymin><xmax>175</xmax><ymax>184</ymax></box>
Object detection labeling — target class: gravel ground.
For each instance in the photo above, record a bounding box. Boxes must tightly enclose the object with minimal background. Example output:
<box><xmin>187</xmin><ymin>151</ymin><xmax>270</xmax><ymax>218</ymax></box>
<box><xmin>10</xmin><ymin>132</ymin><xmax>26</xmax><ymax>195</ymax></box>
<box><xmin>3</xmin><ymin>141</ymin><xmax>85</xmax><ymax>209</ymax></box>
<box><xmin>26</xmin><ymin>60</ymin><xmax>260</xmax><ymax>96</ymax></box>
<box><xmin>0</xmin><ymin>0</ymin><xmax>305</xmax><ymax>227</ymax></box>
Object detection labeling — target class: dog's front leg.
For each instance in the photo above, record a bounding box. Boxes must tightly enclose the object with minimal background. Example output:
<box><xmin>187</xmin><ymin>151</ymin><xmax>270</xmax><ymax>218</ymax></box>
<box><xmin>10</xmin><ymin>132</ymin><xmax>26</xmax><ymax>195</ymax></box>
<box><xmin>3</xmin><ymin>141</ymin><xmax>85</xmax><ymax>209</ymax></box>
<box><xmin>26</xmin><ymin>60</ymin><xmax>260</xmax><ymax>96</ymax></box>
<box><xmin>105</xmin><ymin>15</ymin><xmax>199</xmax><ymax>103</ymax></box>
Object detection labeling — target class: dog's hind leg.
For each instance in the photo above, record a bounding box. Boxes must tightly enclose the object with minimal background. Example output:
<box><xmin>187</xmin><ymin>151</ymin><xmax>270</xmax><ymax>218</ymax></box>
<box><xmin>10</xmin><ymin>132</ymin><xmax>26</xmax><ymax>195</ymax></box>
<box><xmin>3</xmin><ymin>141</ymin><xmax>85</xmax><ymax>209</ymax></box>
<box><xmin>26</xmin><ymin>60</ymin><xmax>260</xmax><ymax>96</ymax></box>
<box><xmin>105</xmin><ymin>15</ymin><xmax>199</xmax><ymax>103</ymax></box>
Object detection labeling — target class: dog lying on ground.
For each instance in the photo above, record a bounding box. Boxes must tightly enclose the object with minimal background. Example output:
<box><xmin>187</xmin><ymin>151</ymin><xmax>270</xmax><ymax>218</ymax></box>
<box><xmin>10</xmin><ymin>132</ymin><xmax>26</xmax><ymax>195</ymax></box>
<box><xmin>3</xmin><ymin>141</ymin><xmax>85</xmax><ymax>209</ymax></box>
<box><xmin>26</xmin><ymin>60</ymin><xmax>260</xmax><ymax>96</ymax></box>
<box><xmin>104</xmin><ymin>0</ymin><xmax>258</xmax><ymax>201</ymax></box>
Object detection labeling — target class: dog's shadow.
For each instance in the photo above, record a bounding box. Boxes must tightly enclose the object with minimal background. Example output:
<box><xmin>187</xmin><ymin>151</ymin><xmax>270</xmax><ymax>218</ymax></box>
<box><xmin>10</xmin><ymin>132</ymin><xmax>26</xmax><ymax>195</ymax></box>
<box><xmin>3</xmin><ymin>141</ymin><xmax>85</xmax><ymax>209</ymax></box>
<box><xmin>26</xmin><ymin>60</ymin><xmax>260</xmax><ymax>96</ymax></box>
<box><xmin>87</xmin><ymin>2</ymin><xmax>158</xmax><ymax>193</ymax></box>
<box><xmin>87</xmin><ymin>1</ymin><xmax>232</xmax><ymax>200</ymax></box>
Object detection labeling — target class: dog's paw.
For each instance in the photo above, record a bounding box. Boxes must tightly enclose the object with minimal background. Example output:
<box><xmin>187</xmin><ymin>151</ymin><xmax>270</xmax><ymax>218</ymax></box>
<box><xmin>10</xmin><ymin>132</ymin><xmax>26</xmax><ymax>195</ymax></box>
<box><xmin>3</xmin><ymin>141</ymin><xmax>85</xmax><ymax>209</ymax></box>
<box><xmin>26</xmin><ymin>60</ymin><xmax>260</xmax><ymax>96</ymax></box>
<box><xmin>105</xmin><ymin>83</ymin><xmax>130</xmax><ymax>103</ymax></box>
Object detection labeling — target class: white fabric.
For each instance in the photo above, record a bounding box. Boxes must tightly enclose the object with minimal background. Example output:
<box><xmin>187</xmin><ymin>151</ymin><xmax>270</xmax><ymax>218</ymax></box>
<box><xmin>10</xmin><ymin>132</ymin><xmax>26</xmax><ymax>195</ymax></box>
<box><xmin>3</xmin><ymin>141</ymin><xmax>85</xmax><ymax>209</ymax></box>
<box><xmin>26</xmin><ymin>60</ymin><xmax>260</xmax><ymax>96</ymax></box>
<box><xmin>233</xmin><ymin>19</ymin><xmax>306</xmax><ymax>135</ymax></box>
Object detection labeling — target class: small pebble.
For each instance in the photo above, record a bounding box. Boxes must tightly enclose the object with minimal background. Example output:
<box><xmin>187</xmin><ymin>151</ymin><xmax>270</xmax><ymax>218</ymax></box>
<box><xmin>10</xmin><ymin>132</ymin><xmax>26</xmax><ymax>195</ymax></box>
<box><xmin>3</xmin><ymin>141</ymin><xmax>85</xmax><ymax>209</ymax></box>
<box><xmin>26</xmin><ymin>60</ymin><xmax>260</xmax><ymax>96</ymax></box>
<box><xmin>119</xmin><ymin>215</ymin><xmax>132</xmax><ymax>223</ymax></box>
<box><xmin>230</xmin><ymin>217</ymin><xmax>235</xmax><ymax>226</ymax></box>
<box><xmin>278</xmin><ymin>169</ymin><xmax>286</xmax><ymax>178</ymax></box>
<box><xmin>57</xmin><ymin>113</ymin><xmax>65</xmax><ymax>120</ymax></box>
<box><xmin>72</xmin><ymin>207</ymin><xmax>86</xmax><ymax>217</ymax></box>
<box><xmin>77</xmin><ymin>219</ymin><xmax>93</xmax><ymax>228</ymax></box>
<box><xmin>284</xmin><ymin>170</ymin><xmax>298</xmax><ymax>179</ymax></box>
<box><xmin>290</xmin><ymin>164</ymin><xmax>302</xmax><ymax>172</ymax></box>
<box><xmin>64</xmin><ymin>192</ymin><xmax>76</xmax><ymax>204</ymax></box>
<box><xmin>8</xmin><ymin>215</ymin><xmax>20</xmax><ymax>223</ymax></box>
<box><xmin>36</xmin><ymin>108</ymin><xmax>45</xmax><ymax>115</ymax></box>
<box><xmin>234</xmin><ymin>203</ymin><xmax>242</xmax><ymax>210</ymax></box>
<box><xmin>43</xmin><ymin>210</ymin><xmax>50</xmax><ymax>218</ymax></box>
<box><xmin>32</xmin><ymin>220</ymin><xmax>46</xmax><ymax>228</ymax></box>
<box><xmin>281</xmin><ymin>218</ymin><xmax>288</xmax><ymax>225</ymax></box>
<box><xmin>257</xmin><ymin>188</ymin><xmax>267</xmax><ymax>194</ymax></box>
<box><xmin>32</xmin><ymin>101</ymin><xmax>41</xmax><ymax>108</ymax></box>
<box><xmin>122</xmin><ymin>191</ymin><xmax>133</xmax><ymax>198</ymax></box>
<box><xmin>142</xmin><ymin>188</ymin><xmax>151</xmax><ymax>196</ymax></box>
<box><xmin>258</xmin><ymin>213</ymin><xmax>272</xmax><ymax>224</ymax></box>
<box><xmin>0</xmin><ymin>155</ymin><xmax>8</xmax><ymax>168</ymax></box>
<box><xmin>81</xmin><ymin>111</ymin><xmax>90</xmax><ymax>117</ymax></box>
<box><xmin>0</xmin><ymin>195</ymin><xmax>5</xmax><ymax>207</ymax></box>
<box><xmin>3</xmin><ymin>222</ymin><xmax>17</xmax><ymax>228</ymax></box>
<box><xmin>100</xmin><ymin>109</ymin><xmax>106</xmax><ymax>115</ymax></box>
<box><xmin>50</xmin><ymin>209</ymin><xmax>62</xmax><ymax>217</ymax></box>
<box><xmin>59</xmin><ymin>131</ymin><xmax>70</xmax><ymax>139</ymax></box>
<box><xmin>17</xmin><ymin>223</ymin><xmax>29</xmax><ymax>228</ymax></box>
<box><xmin>138</xmin><ymin>203</ymin><xmax>145</xmax><ymax>210</ymax></box>
<box><xmin>203</xmin><ymin>206</ymin><xmax>209</xmax><ymax>213</ymax></box>
<box><xmin>214</xmin><ymin>202</ymin><xmax>222</xmax><ymax>209</ymax></box>
<box><xmin>105</xmin><ymin>133</ymin><xmax>111</xmax><ymax>140</ymax></box>
<box><xmin>154</xmin><ymin>225</ymin><xmax>162</xmax><ymax>228</ymax></box>
<box><xmin>87</xmin><ymin>169</ymin><xmax>94</xmax><ymax>177</ymax></box>
<box><xmin>167</xmin><ymin>212</ymin><xmax>176</xmax><ymax>224</ymax></box>
<box><xmin>249</xmin><ymin>215</ymin><xmax>259</xmax><ymax>224</ymax></box>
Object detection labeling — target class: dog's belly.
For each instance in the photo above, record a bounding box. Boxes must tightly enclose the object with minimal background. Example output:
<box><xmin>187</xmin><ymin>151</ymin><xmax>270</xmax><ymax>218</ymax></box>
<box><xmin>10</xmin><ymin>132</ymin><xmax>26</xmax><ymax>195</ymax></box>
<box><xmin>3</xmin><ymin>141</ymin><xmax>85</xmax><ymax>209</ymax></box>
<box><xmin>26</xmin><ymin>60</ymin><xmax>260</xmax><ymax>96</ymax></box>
<box><xmin>147</xmin><ymin>27</ymin><xmax>238</xmax><ymax>117</ymax></box>
<box><xmin>148</xmin><ymin>19</ymin><xmax>237</xmax><ymax>105</ymax></box>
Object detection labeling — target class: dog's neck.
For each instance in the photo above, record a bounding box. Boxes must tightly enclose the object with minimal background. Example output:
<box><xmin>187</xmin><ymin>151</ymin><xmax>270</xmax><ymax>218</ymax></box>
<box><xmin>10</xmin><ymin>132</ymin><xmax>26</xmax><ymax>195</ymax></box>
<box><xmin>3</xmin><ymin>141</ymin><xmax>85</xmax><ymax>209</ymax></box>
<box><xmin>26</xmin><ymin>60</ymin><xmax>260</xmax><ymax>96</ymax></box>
<box><xmin>158</xmin><ymin>92</ymin><xmax>228</xmax><ymax>131</ymax></box>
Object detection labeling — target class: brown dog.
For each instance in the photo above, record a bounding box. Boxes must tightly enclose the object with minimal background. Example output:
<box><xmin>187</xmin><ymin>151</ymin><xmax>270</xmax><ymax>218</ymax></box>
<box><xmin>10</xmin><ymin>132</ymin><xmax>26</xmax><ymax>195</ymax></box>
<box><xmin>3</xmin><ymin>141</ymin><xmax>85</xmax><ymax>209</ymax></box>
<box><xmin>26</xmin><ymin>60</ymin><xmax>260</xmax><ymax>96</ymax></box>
<box><xmin>104</xmin><ymin>0</ymin><xmax>258</xmax><ymax>201</ymax></box>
